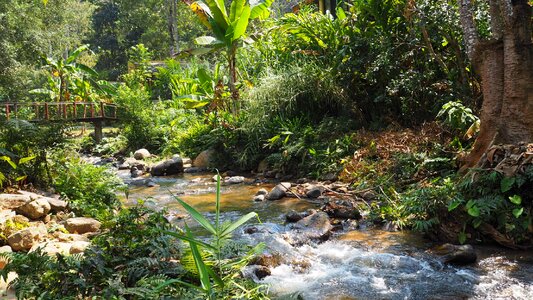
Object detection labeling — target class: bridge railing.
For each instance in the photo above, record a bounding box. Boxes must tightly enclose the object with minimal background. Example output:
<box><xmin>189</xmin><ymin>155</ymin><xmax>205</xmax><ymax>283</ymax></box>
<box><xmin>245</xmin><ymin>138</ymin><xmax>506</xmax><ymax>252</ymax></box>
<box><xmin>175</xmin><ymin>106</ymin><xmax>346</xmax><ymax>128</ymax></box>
<box><xmin>1</xmin><ymin>102</ymin><xmax>118</xmax><ymax>122</ymax></box>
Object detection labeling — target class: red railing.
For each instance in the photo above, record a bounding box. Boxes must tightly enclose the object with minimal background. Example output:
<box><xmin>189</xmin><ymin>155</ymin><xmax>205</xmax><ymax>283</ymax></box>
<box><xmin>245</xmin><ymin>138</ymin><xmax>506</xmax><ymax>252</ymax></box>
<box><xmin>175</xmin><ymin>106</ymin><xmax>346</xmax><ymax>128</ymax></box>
<box><xmin>1</xmin><ymin>102</ymin><xmax>118</xmax><ymax>122</ymax></box>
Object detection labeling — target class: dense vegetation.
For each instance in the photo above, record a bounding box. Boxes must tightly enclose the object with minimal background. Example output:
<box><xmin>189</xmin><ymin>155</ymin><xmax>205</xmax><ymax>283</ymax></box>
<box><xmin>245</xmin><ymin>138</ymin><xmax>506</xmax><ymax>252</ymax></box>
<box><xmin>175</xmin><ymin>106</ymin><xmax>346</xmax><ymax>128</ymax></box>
<box><xmin>0</xmin><ymin>0</ymin><xmax>531</xmax><ymax>298</ymax></box>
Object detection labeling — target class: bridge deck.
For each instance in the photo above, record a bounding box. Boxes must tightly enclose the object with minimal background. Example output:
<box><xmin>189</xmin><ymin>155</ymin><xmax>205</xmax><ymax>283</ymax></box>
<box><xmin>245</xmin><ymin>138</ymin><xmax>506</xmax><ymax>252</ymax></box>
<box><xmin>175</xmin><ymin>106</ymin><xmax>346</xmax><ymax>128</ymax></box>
<box><xmin>1</xmin><ymin>101</ymin><xmax>119</xmax><ymax>122</ymax></box>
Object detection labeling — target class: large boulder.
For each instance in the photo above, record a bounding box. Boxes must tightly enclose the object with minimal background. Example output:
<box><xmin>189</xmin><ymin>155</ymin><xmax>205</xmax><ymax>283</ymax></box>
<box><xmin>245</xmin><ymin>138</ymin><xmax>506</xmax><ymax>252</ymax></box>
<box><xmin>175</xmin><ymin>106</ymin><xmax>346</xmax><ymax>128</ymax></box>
<box><xmin>431</xmin><ymin>244</ymin><xmax>477</xmax><ymax>265</ymax></box>
<box><xmin>0</xmin><ymin>194</ymin><xmax>31</xmax><ymax>210</ymax></box>
<box><xmin>321</xmin><ymin>199</ymin><xmax>362</xmax><ymax>220</ymax></box>
<box><xmin>305</xmin><ymin>185</ymin><xmax>323</xmax><ymax>198</ymax></box>
<box><xmin>266</xmin><ymin>182</ymin><xmax>291</xmax><ymax>200</ymax></box>
<box><xmin>193</xmin><ymin>149</ymin><xmax>215</xmax><ymax>168</ymax></box>
<box><xmin>30</xmin><ymin>241</ymin><xmax>72</xmax><ymax>256</ymax></box>
<box><xmin>16</xmin><ymin>198</ymin><xmax>51</xmax><ymax>220</ymax></box>
<box><xmin>69</xmin><ymin>241</ymin><xmax>91</xmax><ymax>254</ymax></box>
<box><xmin>151</xmin><ymin>157</ymin><xmax>183</xmax><ymax>176</ymax></box>
<box><xmin>290</xmin><ymin>212</ymin><xmax>333</xmax><ymax>243</ymax></box>
<box><xmin>133</xmin><ymin>148</ymin><xmax>151</xmax><ymax>160</ymax></box>
<box><xmin>7</xmin><ymin>225</ymin><xmax>47</xmax><ymax>251</ymax></box>
<box><xmin>44</xmin><ymin>197</ymin><xmax>68</xmax><ymax>213</ymax></box>
<box><xmin>225</xmin><ymin>176</ymin><xmax>245</xmax><ymax>184</ymax></box>
<box><xmin>52</xmin><ymin>232</ymin><xmax>90</xmax><ymax>243</ymax></box>
<box><xmin>65</xmin><ymin>217</ymin><xmax>101</xmax><ymax>234</ymax></box>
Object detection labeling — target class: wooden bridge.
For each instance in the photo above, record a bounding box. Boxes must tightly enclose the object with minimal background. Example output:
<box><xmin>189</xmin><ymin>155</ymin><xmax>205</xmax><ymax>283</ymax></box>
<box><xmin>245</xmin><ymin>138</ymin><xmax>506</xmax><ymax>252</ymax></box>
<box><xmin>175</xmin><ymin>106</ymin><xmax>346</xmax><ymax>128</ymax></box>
<box><xmin>1</xmin><ymin>101</ymin><xmax>120</xmax><ymax>143</ymax></box>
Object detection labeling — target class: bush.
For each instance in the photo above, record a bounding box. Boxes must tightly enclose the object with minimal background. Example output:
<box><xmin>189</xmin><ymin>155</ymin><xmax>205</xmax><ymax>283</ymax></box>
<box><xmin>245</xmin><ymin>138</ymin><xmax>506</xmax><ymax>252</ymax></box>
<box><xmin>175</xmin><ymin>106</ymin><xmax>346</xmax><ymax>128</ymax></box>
<box><xmin>51</xmin><ymin>151</ymin><xmax>123</xmax><ymax>221</ymax></box>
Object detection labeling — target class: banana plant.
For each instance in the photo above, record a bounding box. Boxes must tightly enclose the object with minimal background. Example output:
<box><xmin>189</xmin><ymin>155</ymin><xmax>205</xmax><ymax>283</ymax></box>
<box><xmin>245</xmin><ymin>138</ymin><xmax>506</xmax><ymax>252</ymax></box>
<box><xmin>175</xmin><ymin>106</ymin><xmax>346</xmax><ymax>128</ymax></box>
<box><xmin>30</xmin><ymin>45</ymin><xmax>116</xmax><ymax>102</ymax></box>
<box><xmin>184</xmin><ymin>0</ymin><xmax>274</xmax><ymax>113</ymax></box>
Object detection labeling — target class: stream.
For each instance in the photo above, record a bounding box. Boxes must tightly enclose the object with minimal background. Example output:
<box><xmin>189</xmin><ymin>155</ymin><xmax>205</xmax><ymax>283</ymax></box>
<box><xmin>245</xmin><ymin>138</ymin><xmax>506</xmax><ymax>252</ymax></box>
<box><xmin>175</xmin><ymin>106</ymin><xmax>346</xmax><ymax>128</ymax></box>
<box><xmin>117</xmin><ymin>170</ymin><xmax>533</xmax><ymax>300</ymax></box>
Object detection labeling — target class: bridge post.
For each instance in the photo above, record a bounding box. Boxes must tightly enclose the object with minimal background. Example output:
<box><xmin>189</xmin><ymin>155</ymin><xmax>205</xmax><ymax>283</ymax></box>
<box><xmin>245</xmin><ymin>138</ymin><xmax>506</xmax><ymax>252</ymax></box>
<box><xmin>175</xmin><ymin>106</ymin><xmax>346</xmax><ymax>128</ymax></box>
<box><xmin>94</xmin><ymin>120</ymin><xmax>103</xmax><ymax>143</ymax></box>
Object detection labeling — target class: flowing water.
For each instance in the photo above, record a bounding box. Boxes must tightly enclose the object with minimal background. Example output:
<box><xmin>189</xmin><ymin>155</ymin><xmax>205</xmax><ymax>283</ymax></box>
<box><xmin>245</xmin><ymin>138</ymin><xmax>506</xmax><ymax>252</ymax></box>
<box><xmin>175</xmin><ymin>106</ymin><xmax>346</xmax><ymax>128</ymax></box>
<box><xmin>119</xmin><ymin>171</ymin><xmax>533</xmax><ymax>300</ymax></box>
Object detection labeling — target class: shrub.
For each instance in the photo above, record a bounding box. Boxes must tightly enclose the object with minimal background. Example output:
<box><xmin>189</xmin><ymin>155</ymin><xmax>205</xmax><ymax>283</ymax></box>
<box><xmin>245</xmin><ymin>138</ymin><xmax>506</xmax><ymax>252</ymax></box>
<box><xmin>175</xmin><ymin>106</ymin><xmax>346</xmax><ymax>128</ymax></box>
<box><xmin>51</xmin><ymin>151</ymin><xmax>123</xmax><ymax>221</ymax></box>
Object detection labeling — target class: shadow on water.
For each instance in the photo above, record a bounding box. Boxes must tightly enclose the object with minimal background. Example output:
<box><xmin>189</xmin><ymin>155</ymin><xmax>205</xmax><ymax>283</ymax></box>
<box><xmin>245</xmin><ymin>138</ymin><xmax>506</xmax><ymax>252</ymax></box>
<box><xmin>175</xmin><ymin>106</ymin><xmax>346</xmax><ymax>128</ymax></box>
<box><xmin>120</xmin><ymin>172</ymin><xmax>533</xmax><ymax>300</ymax></box>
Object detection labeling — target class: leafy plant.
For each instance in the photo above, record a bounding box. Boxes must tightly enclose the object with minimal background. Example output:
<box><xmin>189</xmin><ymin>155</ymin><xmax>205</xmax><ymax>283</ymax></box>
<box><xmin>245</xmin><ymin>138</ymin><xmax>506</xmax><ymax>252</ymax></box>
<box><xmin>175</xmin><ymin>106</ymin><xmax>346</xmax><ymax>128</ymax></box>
<box><xmin>185</xmin><ymin>0</ymin><xmax>274</xmax><ymax>112</ymax></box>
<box><xmin>51</xmin><ymin>152</ymin><xmax>123</xmax><ymax>221</ymax></box>
<box><xmin>165</xmin><ymin>173</ymin><xmax>267</xmax><ymax>299</ymax></box>
<box><xmin>437</xmin><ymin>100</ymin><xmax>479</xmax><ymax>138</ymax></box>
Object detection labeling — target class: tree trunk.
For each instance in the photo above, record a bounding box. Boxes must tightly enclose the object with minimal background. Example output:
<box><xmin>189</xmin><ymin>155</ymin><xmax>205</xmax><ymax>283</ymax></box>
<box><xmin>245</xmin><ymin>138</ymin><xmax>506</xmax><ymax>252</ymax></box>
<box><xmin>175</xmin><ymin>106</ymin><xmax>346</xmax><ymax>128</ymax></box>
<box><xmin>228</xmin><ymin>46</ymin><xmax>239</xmax><ymax>114</ymax></box>
<box><xmin>167</xmin><ymin>0</ymin><xmax>179</xmax><ymax>56</ymax></box>
<box><xmin>460</xmin><ymin>0</ymin><xmax>533</xmax><ymax>170</ymax></box>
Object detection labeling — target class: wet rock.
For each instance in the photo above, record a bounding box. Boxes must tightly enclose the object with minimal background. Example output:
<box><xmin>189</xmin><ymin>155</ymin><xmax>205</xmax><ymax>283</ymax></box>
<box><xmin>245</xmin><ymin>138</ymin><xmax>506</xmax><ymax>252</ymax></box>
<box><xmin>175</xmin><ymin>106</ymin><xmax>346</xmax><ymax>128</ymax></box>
<box><xmin>131</xmin><ymin>167</ymin><xmax>144</xmax><ymax>178</ymax></box>
<box><xmin>432</xmin><ymin>244</ymin><xmax>477</xmax><ymax>265</ymax></box>
<box><xmin>321</xmin><ymin>199</ymin><xmax>362</xmax><ymax>220</ymax></box>
<box><xmin>244</xmin><ymin>226</ymin><xmax>259</xmax><ymax>234</ymax></box>
<box><xmin>182</xmin><ymin>157</ymin><xmax>192</xmax><ymax>165</ymax></box>
<box><xmin>44</xmin><ymin>197</ymin><xmax>68</xmax><ymax>213</ymax></box>
<box><xmin>69</xmin><ymin>241</ymin><xmax>91</xmax><ymax>254</ymax></box>
<box><xmin>65</xmin><ymin>217</ymin><xmax>101</xmax><ymax>234</ymax></box>
<box><xmin>0</xmin><ymin>194</ymin><xmax>31</xmax><ymax>210</ymax></box>
<box><xmin>193</xmin><ymin>149</ymin><xmax>215</xmax><ymax>168</ymax></box>
<box><xmin>16</xmin><ymin>198</ymin><xmax>51</xmax><ymax>220</ymax></box>
<box><xmin>7</xmin><ymin>225</ymin><xmax>47</xmax><ymax>251</ymax></box>
<box><xmin>265</xmin><ymin>170</ymin><xmax>277</xmax><ymax>178</ymax></box>
<box><xmin>285</xmin><ymin>210</ymin><xmax>306</xmax><ymax>223</ymax></box>
<box><xmin>117</xmin><ymin>162</ymin><xmax>130</xmax><ymax>170</ymax></box>
<box><xmin>291</xmin><ymin>211</ymin><xmax>333</xmax><ymax>241</ymax></box>
<box><xmin>30</xmin><ymin>241</ymin><xmax>72</xmax><ymax>256</ymax></box>
<box><xmin>253</xmin><ymin>265</ymin><xmax>271</xmax><ymax>279</ymax></box>
<box><xmin>253</xmin><ymin>195</ymin><xmax>265</xmax><ymax>202</ymax></box>
<box><xmin>125</xmin><ymin>158</ymin><xmax>149</xmax><ymax>172</ymax></box>
<box><xmin>266</xmin><ymin>182</ymin><xmax>291</xmax><ymax>200</ymax></box>
<box><xmin>250</xmin><ymin>253</ymin><xmax>282</xmax><ymax>270</ymax></box>
<box><xmin>255</xmin><ymin>188</ymin><xmax>268</xmax><ymax>196</ymax></box>
<box><xmin>306</xmin><ymin>186</ymin><xmax>323</xmax><ymax>198</ymax></box>
<box><xmin>151</xmin><ymin>157</ymin><xmax>184</xmax><ymax>176</ymax></box>
<box><xmin>146</xmin><ymin>179</ymin><xmax>158</xmax><ymax>187</ymax></box>
<box><xmin>225</xmin><ymin>176</ymin><xmax>245</xmax><ymax>184</ymax></box>
<box><xmin>296</xmin><ymin>178</ymin><xmax>309</xmax><ymax>184</ymax></box>
<box><xmin>184</xmin><ymin>167</ymin><xmax>206</xmax><ymax>173</ymax></box>
<box><xmin>319</xmin><ymin>173</ymin><xmax>338</xmax><ymax>182</ymax></box>
<box><xmin>133</xmin><ymin>148</ymin><xmax>151</xmax><ymax>160</ymax></box>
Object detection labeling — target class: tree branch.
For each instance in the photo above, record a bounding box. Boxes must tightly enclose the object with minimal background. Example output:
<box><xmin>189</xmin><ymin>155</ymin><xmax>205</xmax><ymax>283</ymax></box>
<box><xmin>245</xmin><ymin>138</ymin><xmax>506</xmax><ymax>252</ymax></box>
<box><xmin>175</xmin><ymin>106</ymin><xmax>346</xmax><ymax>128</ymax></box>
<box><xmin>489</xmin><ymin>0</ymin><xmax>503</xmax><ymax>39</ymax></box>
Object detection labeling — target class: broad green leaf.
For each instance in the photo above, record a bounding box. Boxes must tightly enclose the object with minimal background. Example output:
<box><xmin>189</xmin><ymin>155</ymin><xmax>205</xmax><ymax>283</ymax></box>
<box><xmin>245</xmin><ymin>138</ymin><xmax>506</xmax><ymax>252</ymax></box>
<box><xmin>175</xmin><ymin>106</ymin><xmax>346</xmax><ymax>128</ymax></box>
<box><xmin>465</xmin><ymin>199</ymin><xmax>475</xmax><ymax>209</ymax></box>
<box><xmin>219</xmin><ymin>212</ymin><xmax>258</xmax><ymax>238</ymax></box>
<box><xmin>512</xmin><ymin>208</ymin><xmax>523</xmax><ymax>218</ymax></box>
<box><xmin>15</xmin><ymin>175</ymin><xmax>27</xmax><ymax>182</ymax></box>
<box><xmin>197</xmin><ymin>68</ymin><xmax>213</xmax><ymax>93</ymax></box>
<box><xmin>164</xmin><ymin>231</ymin><xmax>216</xmax><ymax>250</ymax></box>
<box><xmin>203</xmin><ymin>0</ymin><xmax>229</xmax><ymax>30</ymax></box>
<box><xmin>175</xmin><ymin>197</ymin><xmax>216</xmax><ymax>235</ymax></box>
<box><xmin>472</xmin><ymin>218</ymin><xmax>482</xmax><ymax>228</ymax></box>
<box><xmin>229</xmin><ymin>0</ymin><xmax>246</xmax><ymax>22</ymax></box>
<box><xmin>336</xmin><ymin>6</ymin><xmax>347</xmax><ymax>20</ymax></box>
<box><xmin>75</xmin><ymin>63</ymin><xmax>99</xmax><ymax>78</ymax></box>
<box><xmin>447</xmin><ymin>199</ymin><xmax>461</xmax><ymax>211</ymax></box>
<box><xmin>19</xmin><ymin>156</ymin><xmax>36</xmax><ymax>164</ymax></box>
<box><xmin>500</xmin><ymin>177</ymin><xmax>515</xmax><ymax>193</ymax></box>
<box><xmin>0</xmin><ymin>156</ymin><xmax>16</xmax><ymax>170</ymax></box>
<box><xmin>231</xmin><ymin>5</ymin><xmax>251</xmax><ymax>41</ymax></box>
<box><xmin>467</xmin><ymin>205</ymin><xmax>480</xmax><ymax>217</ymax></box>
<box><xmin>185</xmin><ymin>226</ymin><xmax>212</xmax><ymax>294</ymax></box>
<box><xmin>250</xmin><ymin>0</ymin><xmax>274</xmax><ymax>20</ymax></box>
<box><xmin>195</xmin><ymin>36</ymin><xmax>221</xmax><ymax>46</ymax></box>
<box><xmin>66</xmin><ymin>45</ymin><xmax>89</xmax><ymax>64</ymax></box>
<box><xmin>509</xmin><ymin>195</ymin><xmax>522</xmax><ymax>205</ymax></box>
<box><xmin>458</xmin><ymin>231</ymin><xmax>466</xmax><ymax>244</ymax></box>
